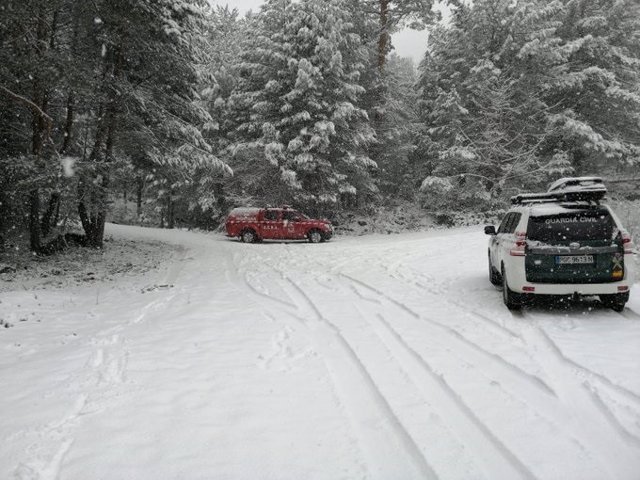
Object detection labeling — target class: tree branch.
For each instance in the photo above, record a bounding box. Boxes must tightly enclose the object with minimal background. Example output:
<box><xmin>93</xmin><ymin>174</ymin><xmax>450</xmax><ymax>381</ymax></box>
<box><xmin>0</xmin><ymin>85</ymin><xmax>54</xmax><ymax>126</ymax></box>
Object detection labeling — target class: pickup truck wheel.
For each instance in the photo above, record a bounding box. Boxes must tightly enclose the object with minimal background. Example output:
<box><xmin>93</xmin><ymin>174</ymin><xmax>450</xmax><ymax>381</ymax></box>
<box><xmin>600</xmin><ymin>293</ymin><xmax>628</xmax><ymax>312</ymax></box>
<box><xmin>308</xmin><ymin>230</ymin><xmax>322</xmax><ymax>244</ymax></box>
<box><xmin>502</xmin><ymin>268</ymin><xmax>522</xmax><ymax>310</ymax></box>
<box><xmin>241</xmin><ymin>229</ymin><xmax>257</xmax><ymax>244</ymax></box>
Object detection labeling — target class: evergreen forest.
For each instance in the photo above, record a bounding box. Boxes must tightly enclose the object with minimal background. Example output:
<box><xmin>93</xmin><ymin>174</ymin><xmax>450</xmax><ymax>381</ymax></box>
<box><xmin>1</xmin><ymin>0</ymin><xmax>639</xmax><ymax>252</ymax></box>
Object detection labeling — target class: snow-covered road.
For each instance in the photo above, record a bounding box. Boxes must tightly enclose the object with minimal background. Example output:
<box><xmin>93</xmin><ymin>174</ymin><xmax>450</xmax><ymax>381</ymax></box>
<box><xmin>2</xmin><ymin>224</ymin><xmax>640</xmax><ymax>480</ymax></box>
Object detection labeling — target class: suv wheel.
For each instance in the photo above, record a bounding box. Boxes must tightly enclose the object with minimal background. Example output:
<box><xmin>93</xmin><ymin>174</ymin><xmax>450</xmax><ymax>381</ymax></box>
<box><xmin>502</xmin><ymin>268</ymin><xmax>522</xmax><ymax>310</ymax></box>
<box><xmin>488</xmin><ymin>253</ymin><xmax>501</xmax><ymax>286</ymax></box>
<box><xmin>308</xmin><ymin>230</ymin><xmax>322</xmax><ymax>244</ymax></box>
<box><xmin>241</xmin><ymin>229</ymin><xmax>256</xmax><ymax>243</ymax></box>
<box><xmin>600</xmin><ymin>293</ymin><xmax>628</xmax><ymax>312</ymax></box>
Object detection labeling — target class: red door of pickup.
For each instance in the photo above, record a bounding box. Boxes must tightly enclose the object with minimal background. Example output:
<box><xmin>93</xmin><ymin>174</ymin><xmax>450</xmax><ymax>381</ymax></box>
<box><xmin>282</xmin><ymin>210</ymin><xmax>305</xmax><ymax>239</ymax></box>
<box><xmin>262</xmin><ymin>209</ymin><xmax>283</xmax><ymax>239</ymax></box>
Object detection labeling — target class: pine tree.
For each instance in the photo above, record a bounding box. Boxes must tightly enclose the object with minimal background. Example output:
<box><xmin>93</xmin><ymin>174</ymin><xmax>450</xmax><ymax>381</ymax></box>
<box><xmin>0</xmin><ymin>0</ymin><xmax>231</xmax><ymax>249</ymax></box>
<box><xmin>229</xmin><ymin>0</ymin><xmax>376</xmax><ymax>214</ymax></box>
<box><xmin>543</xmin><ymin>0</ymin><xmax>640</xmax><ymax>172</ymax></box>
<box><xmin>416</xmin><ymin>0</ymin><xmax>640</xmax><ymax>212</ymax></box>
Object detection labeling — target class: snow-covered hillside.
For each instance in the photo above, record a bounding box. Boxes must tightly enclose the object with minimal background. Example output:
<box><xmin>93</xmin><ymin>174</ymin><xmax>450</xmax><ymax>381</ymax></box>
<box><xmin>1</xmin><ymin>224</ymin><xmax>639</xmax><ymax>480</ymax></box>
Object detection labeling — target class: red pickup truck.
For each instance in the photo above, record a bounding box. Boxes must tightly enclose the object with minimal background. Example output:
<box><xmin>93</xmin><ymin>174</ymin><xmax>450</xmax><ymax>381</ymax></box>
<box><xmin>225</xmin><ymin>207</ymin><xmax>333</xmax><ymax>243</ymax></box>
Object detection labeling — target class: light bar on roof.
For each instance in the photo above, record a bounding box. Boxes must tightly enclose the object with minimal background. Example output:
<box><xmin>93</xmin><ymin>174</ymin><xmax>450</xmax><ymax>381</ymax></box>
<box><xmin>510</xmin><ymin>192</ymin><xmax>559</xmax><ymax>204</ymax></box>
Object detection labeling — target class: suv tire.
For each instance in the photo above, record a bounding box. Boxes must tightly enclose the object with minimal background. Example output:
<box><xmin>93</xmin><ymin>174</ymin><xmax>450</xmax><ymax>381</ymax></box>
<box><xmin>600</xmin><ymin>292</ymin><xmax>629</xmax><ymax>312</ymax></box>
<box><xmin>502</xmin><ymin>268</ymin><xmax>522</xmax><ymax>310</ymax></box>
<box><xmin>488</xmin><ymin>253</ymin><xmax>501</xmax><ymax>286</ymax></box>
<box><xmin>241</xmin><ymin>229</ymin><xmax>257</xmax><ymax>243</ymax></box>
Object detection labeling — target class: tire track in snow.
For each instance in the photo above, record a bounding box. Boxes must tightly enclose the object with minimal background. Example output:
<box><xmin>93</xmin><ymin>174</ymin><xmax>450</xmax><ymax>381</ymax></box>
<box><xmin>388</xmin><ymin>264</ymin><xmax>522</xmax><ymax>341</ymax></box>
<box><xmin>342</xmin><ymin>273</ymin><xmax>555</xmax><ymax>398</ymax></box>
<box><xmin>281</xmin><ymin>278</ymin><xmax>440</xmax><ymax>480</ymax></box>
<box><xmin>426</xmin><ymin>257</ymin><xmax>640</xmax><ymax>421</ymax></box>
<box><xmin>242</xmin><ymin>271</ymin><xmax>296</xmax><ymax>308</ymax></box>
<box><xmin>406</xmin><ymin>246</ymin><xmax>640</xmax><ymax>474</ymax></box>
<box><xmin>526</xmin><ymin>330</ymin><xmax>640</xmax><ymax>415</ymax></box>
<box><xmin>383</xmin><ymin>263</ymin><xmax>640</xmax><ymax>425</ymax></box>
<box><xmin>516</xmin><ymin>317</ymin><xmax>640</xmax><ymax>479</ymax></box>
<box><xmin>229</xmin><ymin>251</ymin><xmax>437</xmax><ymax>479</ymax></box>
<box><xmin>366</xmin><ymin>311</ymin><xmax>536</xmax><ymax>480</ymax></box>
<box><xmin>341</xmin><ymin>272</ymin><xmax>640</xmax><ymax>476</ymax></box>
<box><xmin>229</xmin><ymin>245</ymin><xmax>640</xmax><ymax>478</ymax></box>
<box><xmin>448</xmin><ymin>289</ymin><xmax>640</xmax><ymax>423</ymax></box>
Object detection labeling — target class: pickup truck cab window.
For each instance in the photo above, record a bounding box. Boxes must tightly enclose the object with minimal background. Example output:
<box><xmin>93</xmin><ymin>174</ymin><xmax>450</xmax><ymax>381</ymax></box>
<box><xmin>264</xmin><ymin>210</ymin><xmax>280</xmax><ymax>221</ymax></box>
<box><xmin>283</xmin><ymin>211</ymin><xmax>300</xmax><ymax>221</ymax></box>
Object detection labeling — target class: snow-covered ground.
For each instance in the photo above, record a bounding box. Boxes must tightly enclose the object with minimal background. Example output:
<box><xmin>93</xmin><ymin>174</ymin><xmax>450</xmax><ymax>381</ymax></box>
<box><xmin>1</xmin><ymin>224</ymin><xmax>640</xmax><ymax>480</ymax></box>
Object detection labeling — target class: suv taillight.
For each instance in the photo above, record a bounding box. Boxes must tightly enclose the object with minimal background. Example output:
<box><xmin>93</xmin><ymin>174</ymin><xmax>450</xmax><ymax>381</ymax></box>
<box><xmin>510</xmin><ymin>231</ymin><xmax>527</xmax><ymax>256</ymax></box>
<box><xmin>622</xmin><ymin>232</ymin><xmax>634</xmax><ymax>255</ymax></box>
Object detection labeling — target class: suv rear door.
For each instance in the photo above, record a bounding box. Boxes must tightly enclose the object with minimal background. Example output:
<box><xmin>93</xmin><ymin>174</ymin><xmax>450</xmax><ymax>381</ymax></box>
<box><xmin>495</xmin><ymin>212</ymin><xmax>522</xmax><ymax>263</ymax></box>
<box><xmin>525</xmin><ymin>206</ymin><xmax>624</xmax><ymax>283</ymax></box>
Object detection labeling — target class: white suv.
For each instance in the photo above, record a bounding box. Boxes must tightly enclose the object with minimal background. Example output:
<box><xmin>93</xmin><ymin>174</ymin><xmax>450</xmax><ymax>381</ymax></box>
<box><xmin>485</xmin><ymin>178</ymin><xmax>634</xmax><ymax>311</ymax></box>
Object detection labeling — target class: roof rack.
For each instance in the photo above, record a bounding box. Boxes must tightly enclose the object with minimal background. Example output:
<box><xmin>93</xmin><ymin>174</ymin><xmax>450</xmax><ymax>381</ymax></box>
<box><xmin>511</xmin><ymin>177</ymin><xmax>607</xmax><ymax>205</ymax></box>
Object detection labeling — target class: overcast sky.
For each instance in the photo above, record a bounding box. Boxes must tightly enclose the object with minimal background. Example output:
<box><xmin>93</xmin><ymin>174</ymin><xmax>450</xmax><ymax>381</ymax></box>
<box><xmin>209</xmin><ymin>0</ymin><xmax>430</xmax><ymax>64</ymax></box>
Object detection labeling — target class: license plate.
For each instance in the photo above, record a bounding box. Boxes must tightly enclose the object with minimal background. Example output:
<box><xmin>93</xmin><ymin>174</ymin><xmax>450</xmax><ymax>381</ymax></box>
<box><xmin>556</xmin><ymin>255</ymin><xmax>594</xmax><ymax>265</ymax></box>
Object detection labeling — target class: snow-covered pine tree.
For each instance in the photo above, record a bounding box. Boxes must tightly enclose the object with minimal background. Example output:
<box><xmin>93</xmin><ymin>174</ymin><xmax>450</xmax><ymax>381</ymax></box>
<box><xmin>76</xmin><ymin>0</ymin><xmax>231</xmax><ymax>243</ymax></box>
<box><xmin>371</xmin><ymin>54</ymin><xmax>421</xmax><ymax>199</ymax></box>
<box><xmin>228</xmin><ymin>0</ymin><xmax>376</xmax><ymax>214</ymax></box>
<box><xmin>341</xmin><ymin>0</ymin><xmax>437</xmax><ymax>206</ymax></box>
<box><xmin>416</xmin><ymin>0</ymin><xmax>640</xmax><ymax>212</ymax></box>
<box><xmin>190</xmin><ymin>5</ymin><xmax>252</xmax><ymax>220</ymax></box>
<box><xmin>353</xmin><ymin>0</ymin><xmax>436</xmax><ymax>71</ymax></box>
<box><xmin>542</xmin><ymin>0</ymin><xmax>640</xmax><ymax>173</ymax></box>
<box><xmin>416</xmin><ymin>0</ymin><xmax>558</xmax><ymax>209</ymax></box>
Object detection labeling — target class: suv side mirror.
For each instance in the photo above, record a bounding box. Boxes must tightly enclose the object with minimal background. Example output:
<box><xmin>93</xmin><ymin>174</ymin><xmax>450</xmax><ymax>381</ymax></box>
<box><xmin>484</xmin><ymin>225</ymin><xmax>496</xmax><ymax>235</ymax></box>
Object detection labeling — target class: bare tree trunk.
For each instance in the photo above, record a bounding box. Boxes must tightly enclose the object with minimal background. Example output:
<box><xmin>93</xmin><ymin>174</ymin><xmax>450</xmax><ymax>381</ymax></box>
<box><xmin>377</xmin><ymin>0</ymin><xmax>390</xmax><ymax>71</ymax></box>
<box><xmin>42</xmin><ymin>87</ymin><xmax>75</xmax><ymax>238</ymax></box>
<box><xmin>29</xmin><ymin>189</ymin><xmax>42</xmax><ymax>252</ymax></box>
<box><xmin>78</xmin><ymin>40</ymin><xmax>123</xmax><ymax>248</ymax></box>
<box><xmin>167</xmin><ymin>188</ymin><xmax>175</xmax><ymax>229</ymax></box>
<box><xmin>136</xmin><ymin>176</ymin><xmax>144</xmax><ymax>220</ymax></box>
<box><xmin>41</xmin><ymin>193</ymin><xmax>60</xmax><ymax>237</ymax></box>
<box><xmin>31</xmin><ymin>6</ymin><xmax>62</xmax><ymax>249</ymax></box>
<box><xmin>28</xmin><ymin>9</ymin><xmax>50</xmax><ymax>253</ymax></box>
<box><xmin>60</xmin><ymin>92</ymin><xmax>75</xmax><ymax>154</ymax></box>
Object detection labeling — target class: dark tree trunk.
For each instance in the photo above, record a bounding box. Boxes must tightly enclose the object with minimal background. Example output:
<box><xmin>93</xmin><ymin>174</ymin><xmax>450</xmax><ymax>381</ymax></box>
<box><xmin>29</xmin><ymin>189</ymin><xmax>42</xmax><ymax>252</ymax></box>
<box><xmin>28</xmin><ymin>91</ymin><xmax>48</xmax><ymax>252</ymax></box>
<box><xmin>41</xmin><ymin>192</ymin><xmax>60</xmax><ymax>237</ymax></box>
<box><xmin>77</xmin><ymin>41</ymin><xmax>123</xmax><ymax>249</ymax></box>
<box><xmin>60</xmin><ymin>92</ymin><xmax>75</xmax><ymax>154</ymax></box>
<box><xmin>136</xmin><ymin>176</ymin><xmax>144</xmax><ymax>219</ymax></box>
<box><xmin>28</xmin><ymin>5</ymin><xmax>58</xmax><ymax>252</ymax></box>
<box><xmin>78</xmin><ymin>188</ymin><xmax>104</xmax><ymax>248</ymax></box>
<box><xmin>377</xmin><ymin>0</ymin><xmax>390</xmax><ymax>71</ymax></box>
<box><xmin>167</xmin><ymin>188</ymin><xmax>175</xmax><ymax>229</ymax></box>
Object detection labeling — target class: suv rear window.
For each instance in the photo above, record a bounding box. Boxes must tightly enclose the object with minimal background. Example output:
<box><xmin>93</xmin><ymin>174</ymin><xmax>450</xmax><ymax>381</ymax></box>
<box><xmin>527</xmin><ymin>209</ymin><xmax>614</xmax><ymax>244</ymax></box>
